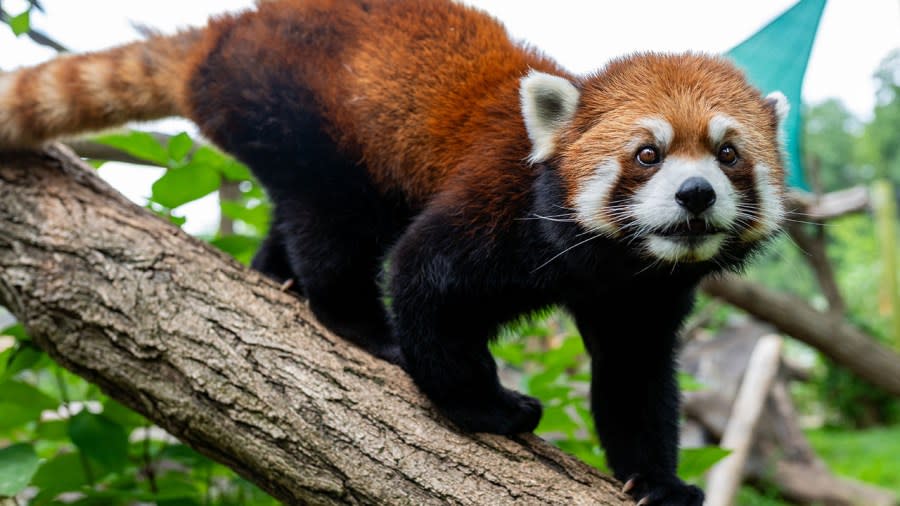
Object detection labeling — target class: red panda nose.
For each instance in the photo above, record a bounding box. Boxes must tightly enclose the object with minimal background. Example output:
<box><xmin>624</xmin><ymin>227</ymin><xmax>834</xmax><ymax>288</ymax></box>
<box><xmin>675</xmin><ymin>177</ymin><xmax>717</xmax><ymax>215</ymax></box>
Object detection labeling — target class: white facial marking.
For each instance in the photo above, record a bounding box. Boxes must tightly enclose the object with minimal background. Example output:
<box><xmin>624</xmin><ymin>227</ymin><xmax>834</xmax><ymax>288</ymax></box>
<box><xmin>520</xmin><ymin>70</ymin><xmax>580</xmax><ymax>164</ymax></box>
<box><xmin>646</xmin><ymin>234</ymin><xmax>726</xmax><ymax>262</ymax></box>
<box><xmin>632</xmin><ymin>155</ymin><xmax>738</xmax><ymax>231</ymax></box>
<box><xmin>708</xmin><ymin>114</ymin><xmax>740</xmax><ymax>147</ymax></box>
<box><xmin>766</xmin><ymin>91</ymin><xmax>790</xmax><ymax>124</ymax></box>
<box><xmin>575</xmin><ymin>159</ymin><xmax>621</xmax><ymax>236</ymax></box>
<box><xmin>741</xmin><ymin>162</ymin><xmax>784</xmax><ymax>241</ymax></box>
<box><xmin>638</xmin><ymin>117</ymin><xmax>674</xmax><ymax>149</ymax></box>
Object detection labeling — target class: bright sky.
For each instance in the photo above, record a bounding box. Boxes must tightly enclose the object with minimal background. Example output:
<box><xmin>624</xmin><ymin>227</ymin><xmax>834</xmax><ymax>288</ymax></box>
<box><xmin>1</xmin><ymin>0</ymin><xmax>898</xmax><ymax>233</ymax></box>
<box><xmin>2</xmin><ymin>0</ymin><xmax>898</xmax><ymax>116</ymax></box>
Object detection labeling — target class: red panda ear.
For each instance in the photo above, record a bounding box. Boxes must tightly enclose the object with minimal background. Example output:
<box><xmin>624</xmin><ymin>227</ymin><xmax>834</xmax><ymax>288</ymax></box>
<box><xmin>764</xmin><ymin>91</ymin><xmax>790</xmax><ymax>126</ymax></box>
<box><xmin>520</xmin><ymin>71</ymin><xmax>580</xmax><ymax>164</ymax></box>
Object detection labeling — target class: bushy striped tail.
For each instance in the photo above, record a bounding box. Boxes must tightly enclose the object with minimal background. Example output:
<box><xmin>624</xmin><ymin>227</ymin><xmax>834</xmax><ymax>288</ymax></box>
<box><xmin>0</xmin><ymin>29</ymin><xmax>205</xmax><ymax>149</ymax></box>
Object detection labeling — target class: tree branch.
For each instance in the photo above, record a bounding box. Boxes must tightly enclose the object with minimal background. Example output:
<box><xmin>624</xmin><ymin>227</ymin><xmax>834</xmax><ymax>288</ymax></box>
<box><xmin>0</xmin><ymin>145</ymin><xmax>628</xmax><ymax>505</ymax></box>
<box><xmin>0</xmin><ymin>7</ymin><xmax>69</xmax><ymax>53</ymax></box>
<box><xmin>701</xmin><ymin>275</ymin><xmax>900</xmax><ymax>397</ymax></box>
<box><xmin>66</xmin><ymin>132</ymin><xmax>197</xmax><ymax>166</ymax></box>
<box><xmin>786</xmin><ymin>187</ymin><xmax>870</xmax><ymax>222</ymax></box>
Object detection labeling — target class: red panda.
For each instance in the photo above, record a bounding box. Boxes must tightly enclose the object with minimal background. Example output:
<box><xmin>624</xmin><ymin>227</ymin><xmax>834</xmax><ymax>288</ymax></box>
<box><xmin>0</xmin><ymin>1</ymin><xmax>787</xmax><ymax>504</ymax></box>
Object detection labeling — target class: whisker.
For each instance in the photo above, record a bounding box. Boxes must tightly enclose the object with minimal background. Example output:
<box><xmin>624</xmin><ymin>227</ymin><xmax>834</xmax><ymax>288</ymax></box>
<box><xmin>516</xmin><ymin>213</ymin><xmax>578</xmax><ymax>223</ymax></box>
<box><xmin>532</xmin><ymin>233</ymin><xmax>605</xmax><ymax>272</ymax></box>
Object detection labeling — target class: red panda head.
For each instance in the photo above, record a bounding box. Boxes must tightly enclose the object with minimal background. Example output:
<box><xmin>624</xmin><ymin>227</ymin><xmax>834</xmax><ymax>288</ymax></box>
<box><xmin>521</xmin><ymin>53</ymin><xmax>787</xmax><ymax>264</ymax></box>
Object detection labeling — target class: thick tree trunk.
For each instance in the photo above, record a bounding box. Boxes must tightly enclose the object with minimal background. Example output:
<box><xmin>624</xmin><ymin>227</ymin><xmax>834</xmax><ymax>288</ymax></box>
<box><xmin>0</xmin><ymin>146</ymin><xmax>628</xmax><ymax>505</ymax></box>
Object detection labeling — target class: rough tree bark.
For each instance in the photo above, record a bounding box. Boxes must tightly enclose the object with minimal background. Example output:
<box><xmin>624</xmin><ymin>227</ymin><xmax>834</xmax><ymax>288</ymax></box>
<box><xmin>0</xmin><ymin>146</ymin><xmax>629</xmax><ymax>505</ymax></box>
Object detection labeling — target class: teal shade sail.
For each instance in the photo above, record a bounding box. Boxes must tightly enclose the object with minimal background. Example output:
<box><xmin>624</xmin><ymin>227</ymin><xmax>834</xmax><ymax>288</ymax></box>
<box><xmin>727</xmin><ymin>0</ymin><xmax>827</xmax><ymax>190</ymax></box>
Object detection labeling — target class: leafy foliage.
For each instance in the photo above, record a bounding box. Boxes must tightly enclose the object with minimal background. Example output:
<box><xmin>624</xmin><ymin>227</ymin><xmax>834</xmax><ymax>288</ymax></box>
<box><xmin>0</xmin><ymin>444</ymin><xmax>40</xmax><ymax>497</ymax></box>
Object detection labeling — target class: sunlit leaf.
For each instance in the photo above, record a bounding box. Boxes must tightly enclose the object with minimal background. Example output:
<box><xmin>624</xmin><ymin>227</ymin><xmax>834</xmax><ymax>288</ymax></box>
<box><xmin>151</xmin><ymin>162</ymin><xmax>220</xmax><ymax>209</ymax></box>
<box><xmin>1</xmin><ymin>324</ymin><xmax>29</xmax><ymax>341</ymax></box>
<box><xmin>210</xmin><ymin>235</ymin><xmax>261</xmax><ymax>264</ymax></box>
<box><xmin>678</xmin><ymin>372</ymin><xmax>705</xmax><ymax>392</ymax></box>
<box><xmin>677</xmin><ymin>446</ymin><xmax>731</xmax><ymax>480</ymax></box>
<box><xmin>93</xmin><ymin>131</ymin><xmax>169</xmax><ymax>166</ymax></box>
<box><xmin>9</xmin><ymin>11</ymin><xmax>30</xmax><ymax>36</ymax></box>
<box><xmin>536</xmin><ymin>404</ymin><xmax>575</xmax><ymax>434</ymax></box>
<box><xmin>220</xmin><ymin>201</ymin><xmax>270</xmax><ymax>232</ymax></box>
<box><xmin>167</xmin><ymin>132</ymin><xmax>194</xmax><ymax>164</ymax></box>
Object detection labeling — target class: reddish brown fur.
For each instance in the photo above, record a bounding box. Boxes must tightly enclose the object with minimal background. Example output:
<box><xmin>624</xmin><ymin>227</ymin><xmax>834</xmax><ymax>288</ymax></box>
<box><xmin>189</xmin><ymin>0</ymin><xmax>569</xmax><ymax>209</ymax></box>
<box><xmin>560</xmin><ymin>53</ymin><xmax>782</xmax><ymax>206</ymax></box>
<box><xmin>0</xmin><ymin>6</ymin><xmax>785</xmax><ymax>502</ymax></box>
<box><xmin>0</xmin><ymin>30</ymin><xmax>201</xmax><ymax>147</ymax></box>
<box><xmin>0</xmin><ymin>1</ymin><xmax>779</xmax><ymax>231</ymax></box>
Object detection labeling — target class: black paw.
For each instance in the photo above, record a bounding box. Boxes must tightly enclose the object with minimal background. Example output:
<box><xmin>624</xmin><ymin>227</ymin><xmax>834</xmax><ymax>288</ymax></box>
<box><xmin>442</xmin><ymin>387</ymin><xmax>542</xmax><ymax>435</ymax></box>
<box><xmin>622</xmin><ymin>474</ymin><xmax>704</xmax><ymax>506</ymax></box>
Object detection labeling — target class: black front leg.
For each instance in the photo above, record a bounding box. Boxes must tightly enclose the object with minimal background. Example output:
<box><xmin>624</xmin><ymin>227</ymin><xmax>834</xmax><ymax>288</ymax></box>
<box><xmin>571</xmin><ymin>289</ymin><xmax>703</xmax><ymax>506</ymax></box>
<box><xmin>388</xmin><ymin>211</ymin><xmax>543</xmax><ymax>435</ymax></box>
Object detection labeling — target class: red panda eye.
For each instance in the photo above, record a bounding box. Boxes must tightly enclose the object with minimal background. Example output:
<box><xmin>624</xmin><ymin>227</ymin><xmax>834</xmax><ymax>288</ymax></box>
<box><xmin>636</xmin><ymin>146</ymin><xmax>661</xmax><ymax>166</ymax></box>
<box><xmin>718</xmin><ymin>144</ymin><xmax>738</xmax><ymax>166</ymax></box>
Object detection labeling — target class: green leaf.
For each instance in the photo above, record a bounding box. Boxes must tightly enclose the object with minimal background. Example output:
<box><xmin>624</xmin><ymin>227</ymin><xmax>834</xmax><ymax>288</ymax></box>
<box><xmin>1</xmin><ymin>342</ymin><xmax>45</xmax><ymax>382</ymax></box>
<box><xmin>35</xmin><ymin>420</ymin><xmax>69</xmax><ymax>441</ymax></box>
<box><xmin>210</xmin><ymin>234</ymin><xmax>261</xmax><ymax>264</ymax></box>
<box><xmin>490</xmin><ymin>340</ymin><xmax>526</xmax><ymax>366</ymax></box>
<box><xmin>0</xmin><ymin>380</ymin><xmax>59</xmax><ymax>411</ymax></box>
<box><xmin>185</xmin><ymin>146</ymin><xmax>251</xmax><ymax>180</ymax></box>
<box><xmin>0</xmin><ymin>443</ymin><xmax>40</xmax><ymax>496</ymax></box>
<box><xmin>678</xmin><ymin>372</ymin><xmax>705</xmax><ymax>392</ymax></box>
<box><xmin>556</xmin><ymin>439</ymin><xmax>608</xmax><ymax>473</ymax></box>
<box><xmin>536</xmin><ymin>404</ymin><xmax>576</xmax><ymax>434</ymax></box>
<box><xmin>541</xmin><ymin>335</ymin><xmax>585</xmax><ymax>370</ymax></box>
<box><xmin>31</xmin><ymin>451</ymin><xmax>87</xmax><ymax>502</ymax></box>
<box><xmin>9</xmin><ymin>11</ymin><xmax>30</xmax><ymax>36</ymax></box>
<box><xmin>68</xmin><ymin>412</ymin><xmax>129</xmax><ymax>473</ymax></box>
<box><xmin>0</xmin><ymin>403</ymin><xmax>39</xmax><ymax>431</ymax></box>
<box><xmin>677</xmin><ymin>446</ymin><xmax>731</xmax><ymax>480</ymax></box>
<box><xmin>1</xmin><ymin>324</ymin><xmax>29</xmax><ymax>341</ymax></box>
<box><xmin>220</xmin><ymin>200</ymin><xmax>270</xmax><ymax>232</ymax></box>
<box><xmin>93</xmin><ymin>131</ymin><xmax>169</xmax><ymax>166</ymax></box>
<box><xmin>187</xmin><ymin>146</ymin><xmax>251</xmax><ymax>181</ymax></box>
<box><xmin>151</xmin><ymin>160</ymin><xmax>221</xmax><ymax>209</ymax></box>
<box><xmin>167</xmin><ymin>132</ymin><xmax>194</xmax><ymax>163</ymax></box>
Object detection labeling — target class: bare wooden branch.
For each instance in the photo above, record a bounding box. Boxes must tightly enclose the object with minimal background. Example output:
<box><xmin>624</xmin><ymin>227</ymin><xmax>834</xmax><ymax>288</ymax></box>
<box><xmin>0</xmin><ymin>7</ymin><xmax>69</xmax><ymax>53</ymax></box>
<box><xmin>785</xmin><ymin>221</ymin><xmax>846</xmax><ymax>315</ymax></box>
<box><xmin>787</xmin><ymin>186</ymin><xmax>870</xmax><ymax>221</ymax></box>
<box><xmin>704</xmin><ymin>335</ymin><xmax>783</xmax><ymax>506</ymax></box>
<box><xmin>701</xmin><ymin>275</ymin><xmax>900</xmax><ymax>397</ymax></box>
<box><xmin>0</xmin><ymin>145</ymin><xmax>628</xmax><ymax>505</ymax></box>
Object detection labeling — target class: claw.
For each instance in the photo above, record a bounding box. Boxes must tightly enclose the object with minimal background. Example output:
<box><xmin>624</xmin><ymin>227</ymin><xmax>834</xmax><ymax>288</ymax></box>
<box><xmin>637</xmin><ymin>498</ymin><xmax>650</xmax><ymax>506</ymax></box>
<box><xmin>622</xmin><ymin>477</ymin><xmax>637</xmax><ymax>494</ymax></box>
<box><xmin>279</xmin><ymin>278</ymin><xmax>295</xmax><ymax>292</ymax></box>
